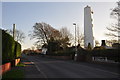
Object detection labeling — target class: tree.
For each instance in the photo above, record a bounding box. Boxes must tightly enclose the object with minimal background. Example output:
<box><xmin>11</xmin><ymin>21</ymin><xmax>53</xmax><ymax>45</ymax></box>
<box><xmin>87</xmin><ymin>43</ymin><xmax>92</xmax><ymax>50</ymax></box>
<box><xmin>60</xmin><ymin>27</ymin><xmax>72</xmax><ymax>39</ymax></box>
<box><xmin>29</xmin><ymin>22</ymin><xmax>61</xmax><ymax>45</ymax></box>
<box><xmin>77</xmin><ymin>33</ymin><xmax>84</xmax><ymax>47</ymax></box>
<box><xmin>31</xmin><ymin>46</ymin><xmax>35</xmax><ymax>50</ymax></box>
<box><xmin>47</xmin><ymin>37</ymin><xmax>61</xmax><ymax>54</ymax></box>
<box><xmin>76</xmin><ymin>26</ymin><xmax>84</xmax><ymax>47</ymax></box>
<box><xmin>106</xmin><ymin>1</ymin><xmax>120</xmax><ymax>42</ymax></box>
<box><xmin>95</xmin><ymin>40</ymin><xmax>100</xmax><ymax>46</ymax></box>
<box><xmin>106</xmin><ymin>39</ymin><xmax>119</xmax><ymax>46</ymax></box>
<box><xmin>7</xmin><ymin>29</ymin><xmax>25</xmax><ymax>44</ymax></box>
<box><xmin>59</xmin><ymin>27</ymin><xmax>73</xmax><ymax>49</ymax></box>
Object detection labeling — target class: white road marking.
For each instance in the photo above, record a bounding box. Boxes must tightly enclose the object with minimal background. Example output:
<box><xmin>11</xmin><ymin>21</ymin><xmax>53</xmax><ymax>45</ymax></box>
<box><xmin>34</xmin><ymin>56</ymin><xmax>119</xmax><ymax>77</ymax></box>
<box><xmin>34</xmin><ymin>63</ymin><xmax>48</xmax><ymax>79</ymax></box>
<box><xmin>27</xmin><ymin>56</ymin><xmax>119</xmax><ymax>78</ymax></box>
<box><xmin>26</xmin><ymin>56</ymin><xmax>48</xmax><ymax>79</ymax></box>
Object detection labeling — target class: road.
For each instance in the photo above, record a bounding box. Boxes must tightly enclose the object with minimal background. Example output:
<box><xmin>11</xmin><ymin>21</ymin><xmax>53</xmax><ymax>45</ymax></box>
<box><xmin>21</xmin><ymin>54</ymin><xmax>120</xmax><ymax>79</ymax></box>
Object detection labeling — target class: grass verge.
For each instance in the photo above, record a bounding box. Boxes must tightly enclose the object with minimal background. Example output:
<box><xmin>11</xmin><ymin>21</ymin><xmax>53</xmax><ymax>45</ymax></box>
<box><xmin>2</xmin><ymin>62</ymin><xmax>25</xmax><ymax>79</ymax></box>
<box><xmin>17</xmin><ymin>62</ymin><xmax>25</xmax><ymax>67</ymax></box>
<box><xmin>2</xmin><ymin>69</ymin><xmax>24</xmax><ymax>79</ymax></box>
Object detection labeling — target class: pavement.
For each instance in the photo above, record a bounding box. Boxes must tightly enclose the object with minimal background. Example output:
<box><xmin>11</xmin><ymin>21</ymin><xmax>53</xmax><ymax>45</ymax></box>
<box><xmin>20</xmin><ymin>54</ymin><xmax>45</xmax><ymax>78</ymax></box>
<box><xmin>20</xmin><ymin>54</ymin><xmax>120</xmax><ymax>79</ymax></box>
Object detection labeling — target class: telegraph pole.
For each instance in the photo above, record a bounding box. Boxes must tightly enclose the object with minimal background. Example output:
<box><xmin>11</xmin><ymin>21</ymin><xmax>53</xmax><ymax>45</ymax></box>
<box><xmin>13</xmin><ymin>24</ymin><xmax>16</xmax><ymax>40</ymax></box>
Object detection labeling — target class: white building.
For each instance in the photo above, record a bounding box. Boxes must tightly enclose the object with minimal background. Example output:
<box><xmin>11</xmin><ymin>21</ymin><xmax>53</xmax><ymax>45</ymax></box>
<box><xmin>84</xmin><ymin>5</ymin><xmax>94</xmax><ymax>49</ymax></box>
<box><xmin>42</xmin><ymin>48</ymin><xmax>47</xmax><ymax>55</ymax></box>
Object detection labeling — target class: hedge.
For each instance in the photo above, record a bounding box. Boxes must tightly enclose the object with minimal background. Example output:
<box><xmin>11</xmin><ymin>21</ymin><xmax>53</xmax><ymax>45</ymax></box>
<box><xmin>91</xmin><ymin>49</ymin><xmax>120</xmax><ymax>62</ymax></box>
<box><xmin>2</xmin><ymin>30</ymin><xmax>21</xmax><ymax>64</ymax></box>
<box><xmin>14</xmin><ymin>41</ymin><xmax>21</xmax><ymax>58</ymax></box>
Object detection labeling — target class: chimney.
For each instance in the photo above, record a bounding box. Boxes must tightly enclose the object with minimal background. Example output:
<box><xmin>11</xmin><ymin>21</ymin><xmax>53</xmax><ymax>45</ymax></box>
<box><xmin>101</xmin><ymin>40</ymin><xmax>106</xmax><ymax>46</ymax></box>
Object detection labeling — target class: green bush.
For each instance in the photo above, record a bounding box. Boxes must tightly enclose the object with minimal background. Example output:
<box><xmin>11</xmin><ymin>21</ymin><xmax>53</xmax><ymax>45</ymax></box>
<box><xmin>2</xmin><ymin>30</ymin><xmax>22</xmax><ymax>64</ymax></box>
<box><xmin>48</xmin><ymin>48</ymin><xmax>75</xmax><ymax>56</ymax></box>
<box><xmin>2</xmin><ymin>30</ymin><xmax>15</xmax><ymax>64</ymax></box>
<box><xmin>14</xmin><ymin>41</ymin><xmax>21</xmax><ymax>58</ymax></box>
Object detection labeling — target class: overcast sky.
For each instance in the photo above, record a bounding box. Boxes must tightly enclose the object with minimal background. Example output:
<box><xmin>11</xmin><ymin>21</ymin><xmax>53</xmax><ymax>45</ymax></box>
<box><xmin>1</xmin><ymin>2</ymin><xmax>116</xmax><ymax>50</ymax></box>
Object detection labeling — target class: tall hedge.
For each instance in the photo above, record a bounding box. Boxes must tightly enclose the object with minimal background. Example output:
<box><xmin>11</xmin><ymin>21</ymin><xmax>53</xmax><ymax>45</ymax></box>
<box><xmin>14</xmin><ymin>41</ymin><xmax>21</xmax><ymax>58</ymax></box>
<box><xmin>2</xmin><ymin>30</ymin><xmax>21</xmax><ymax>64</ymax></box>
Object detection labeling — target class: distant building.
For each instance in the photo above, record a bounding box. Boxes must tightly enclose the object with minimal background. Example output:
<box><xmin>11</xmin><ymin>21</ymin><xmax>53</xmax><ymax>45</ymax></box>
<box><xmin>42</xmin><ymin>48</ymin><xmax>47</xmax><ymax>55</ymax></box>
<box><xmin>101</xmin><ymin>40</ymin><xmax>113</xmax><ymax>49</ymax></box>
<box><xmin>94</xmin><ymin>40</ymin><xmax>118</xmax><ymax>50</ymax></box>
<box><xmin>84</xmin><ymin>5</ymin><xmax>94</xmax><ymax>49</ymax></box>
<box><xmin>35</xmin><ymin>49</ymin><xmax>42</xmax><ymax>54</ymax></box>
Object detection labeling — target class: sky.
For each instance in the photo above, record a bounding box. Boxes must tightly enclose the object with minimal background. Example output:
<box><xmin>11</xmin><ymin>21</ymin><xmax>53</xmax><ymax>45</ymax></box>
<box><xmin>1</xmin><ymin>1</ymin><xmax>117</xmax><ymax>50</ymax></box>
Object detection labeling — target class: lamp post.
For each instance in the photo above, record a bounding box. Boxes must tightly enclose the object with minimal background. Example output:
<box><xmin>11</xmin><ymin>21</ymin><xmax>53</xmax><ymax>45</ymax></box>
<box><xmin>73</xmin><ymin>23</ymin><xmax>77</xmax><ymax>61</ymax></box>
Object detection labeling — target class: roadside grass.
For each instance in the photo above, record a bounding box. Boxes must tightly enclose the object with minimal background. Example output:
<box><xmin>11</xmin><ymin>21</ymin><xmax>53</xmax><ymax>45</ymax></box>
<box><xmin>2</xmin><ymin>69</ymin><xmax>24</xmax><ymax>79</ymax></box>
<box><xmin>2</xmin><ymin>62</ymin><xmax>25</xmax><ymax>79</ymax></box>
<box><xmin>17</xmin><ymin>62</ymin><xmax>25</xmax><ymax>67</ymax></box>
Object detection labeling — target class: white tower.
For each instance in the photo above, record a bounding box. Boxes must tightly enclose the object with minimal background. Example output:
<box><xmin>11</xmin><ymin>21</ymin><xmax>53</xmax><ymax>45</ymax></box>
<box><xmin>84</xmin><ymin>5</ymin><xmax>94</xmax><ymax>49</ymax></box>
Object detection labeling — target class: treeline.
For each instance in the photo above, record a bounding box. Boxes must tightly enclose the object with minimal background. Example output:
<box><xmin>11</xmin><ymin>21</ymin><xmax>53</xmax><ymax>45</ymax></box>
<box><xmin>29</xmin><ymin>22</ymin><xmax>83</xmax><ymax>49</ymax></box>
<box><xmin>2</xmin><ymin>29</ymin><xmax>21</xmax><ymax>64</ymax></box>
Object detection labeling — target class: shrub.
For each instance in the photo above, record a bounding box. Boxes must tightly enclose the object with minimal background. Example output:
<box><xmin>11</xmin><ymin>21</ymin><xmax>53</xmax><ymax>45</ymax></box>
<box><xmin>2</xmin><ymin>30</ymin><xmax>15</xmax><ymax>64</ymax></box>
<box><xmin>2</xmin><ymin>30</ymin><xmax>22</xmax><ymax>64</ymax></box>
<box><xmin>14</xmin><ymin>41</ymin><xmax>21</xmax><ymax>58</ymax></box>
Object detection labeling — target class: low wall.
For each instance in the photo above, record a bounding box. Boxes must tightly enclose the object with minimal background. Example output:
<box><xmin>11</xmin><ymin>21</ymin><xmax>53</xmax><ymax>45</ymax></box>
<box><xmin>74</xmin><ymin>54</ymin><xmax>93</xmax><ymax>62</ymax></box>
<box><xmin>0</xmin><ymin>65</ymin><xmax>1</xmax><ymax>75</ymax></box>
<box><xmin>1</xmin><ymin>62</ymin><xmax>11</xmax><ymax>75</ymax></box>
<box><xmin>1</xmin><ymin>58</ymin><xmax>21</xmax><ymax>75</ymax></box>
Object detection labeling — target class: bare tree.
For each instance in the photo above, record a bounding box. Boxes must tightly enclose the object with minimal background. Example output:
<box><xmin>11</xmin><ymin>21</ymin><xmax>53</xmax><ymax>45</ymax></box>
<box><xmin>77</xmin><ymin>33</ymin><xmax>84</xmax><ymax>46</ymax></box>
<box><xmin>76</xmin><ymin>26</ymin><xmax>84</xmax><ymax>46</ymax></box>
<box><xmin>7</xmin><ymin>29</ymin><xmax>25</xmax><ymax>43</ymax></box>
<box><xmin>59</xmin><ymin>27</ymin><xmax>73</xmax><ymax>49</ymax></box>
<box><xmin>31</xmin><ymin>46</ymin><xmax>35</xmax><ymax>50</ymax></box>
<box><xmin>110</xmin><ymin>1</ymin><xmax>120</xmax><ymax>19</ymax></box>
<box><xmin>106</xmin><ymin>1</ymin><xmax>120</xmax><ymax>41</ymax></box>
<box><xmin>106</xmin><ymin>24</ymin><xmax>120</xmax><ymax>38</ymax></box>
<box><xmin>106</xmin><ymin>39</ymin><xmax>119</xmax><ymax>46</ymax></box>
<box><xmin>95</xmin><ymin>40</ymin><xmax>100</xmax><ymax>46</ymax></box>
<box><xmin>29</xmin><ymin>22</ymin><xmax>61</xmax><ymax>45</ymax></box>
<box><xmin>60</xmin><ymin>27</ymin><xmax>73</xmax><ymax>40</ymax></box>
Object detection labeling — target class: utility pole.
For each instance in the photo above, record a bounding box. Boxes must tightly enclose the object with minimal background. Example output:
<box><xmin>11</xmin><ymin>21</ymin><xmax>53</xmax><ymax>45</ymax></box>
<box><xmin>13</xmin><ymin>24</ymin><xmax>16</xmax><ymax>40</ymax></box>
<box><xmin>73</xmin><ymin>23</ymin><xmax>77</xmax><ymax>61</ymax></box>
<box><xmin>77</xmin><ymin>26</ymin><xmax>80</xmax><ymax>44</ymax></box>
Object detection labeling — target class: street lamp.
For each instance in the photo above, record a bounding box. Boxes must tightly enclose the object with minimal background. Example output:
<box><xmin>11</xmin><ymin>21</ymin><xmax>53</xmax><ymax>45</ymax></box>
<box><xmin>73</xmin><ymin>23</ymin><xmax>77</xmax><ymax>60</ymax></box>
<box><xmin>73</xmin><ymin>23</ymin><xmax>76</xmax><ymax>47</ymax></box>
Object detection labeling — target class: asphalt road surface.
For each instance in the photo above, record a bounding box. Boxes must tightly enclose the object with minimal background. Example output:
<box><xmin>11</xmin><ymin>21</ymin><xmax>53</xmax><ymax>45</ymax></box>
<box><xmin>21</xmin><ymin>54</ymin><xmax>120</xmax><ymax>79</ymax></box>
